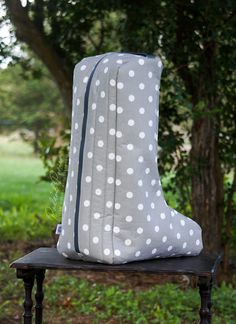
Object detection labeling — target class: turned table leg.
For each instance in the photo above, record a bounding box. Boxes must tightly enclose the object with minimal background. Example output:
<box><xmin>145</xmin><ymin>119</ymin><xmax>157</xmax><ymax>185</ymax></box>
<box><xmin>35</xmin><ymin>269</ymin><xmax>46</xmax><ymax>324</ymax></box>
<box><xmin>198</xmin><ymin>276</ymin><xmax>212</xmax><ymax>324</ymax></box>
<box><xmin>17</xmin><ymin>269</ymin><xmax>35</xmax><ymax>324</ymax></box>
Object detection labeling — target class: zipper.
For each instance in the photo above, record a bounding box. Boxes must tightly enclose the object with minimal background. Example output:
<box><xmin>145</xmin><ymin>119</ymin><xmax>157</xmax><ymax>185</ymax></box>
<box><xmin>74</xmin><ymin>55</ymin><xmax>106</xmax><ymax>253</ymax></box>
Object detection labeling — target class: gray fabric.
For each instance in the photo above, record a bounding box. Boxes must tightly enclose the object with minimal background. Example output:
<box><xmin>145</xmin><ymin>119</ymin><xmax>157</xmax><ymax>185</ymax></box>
<box><xmin>57</xmin><ymin>52</ymin><xmax>203</xmax><ymax>264</ymax></box>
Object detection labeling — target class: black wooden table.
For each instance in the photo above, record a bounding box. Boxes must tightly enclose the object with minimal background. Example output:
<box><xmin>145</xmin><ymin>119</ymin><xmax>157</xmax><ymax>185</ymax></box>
<box><xmin>10</xmin><ymin>247</ymin><xmax>222</xmax><ymax>324</ymax></box>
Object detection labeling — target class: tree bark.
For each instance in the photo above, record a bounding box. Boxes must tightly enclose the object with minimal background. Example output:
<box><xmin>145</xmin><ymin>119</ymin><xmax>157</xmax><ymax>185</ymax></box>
<box><xmin>5</xmin><ymin>0</ymin><xmax>73</xmax><ymax>114</ymax></box>
<box><xmin>190</xmin><ymin>110</ymin><xmax>224</xmax><ymax>254</ymax></box>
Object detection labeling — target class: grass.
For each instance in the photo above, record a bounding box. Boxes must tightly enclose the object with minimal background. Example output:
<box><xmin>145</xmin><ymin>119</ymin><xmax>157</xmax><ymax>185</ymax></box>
<box><xmin>0</xmin><ymin>136</ymin><xmax>61</xmax><ymax>240</ymax></box>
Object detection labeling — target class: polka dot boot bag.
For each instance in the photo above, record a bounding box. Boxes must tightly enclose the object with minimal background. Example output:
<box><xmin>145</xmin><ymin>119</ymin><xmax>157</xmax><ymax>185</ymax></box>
<box><xmin>57</xmin><ymin>52</ymin><xmax>203</xmax><ymax>264</ymax></box>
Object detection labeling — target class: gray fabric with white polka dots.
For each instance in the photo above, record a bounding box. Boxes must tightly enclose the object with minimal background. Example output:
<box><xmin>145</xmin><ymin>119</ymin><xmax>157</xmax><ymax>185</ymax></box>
<box><xmin>57</xmin><ymin>52</ymin><xmax>203</xmax><ymax>264</ymax></box>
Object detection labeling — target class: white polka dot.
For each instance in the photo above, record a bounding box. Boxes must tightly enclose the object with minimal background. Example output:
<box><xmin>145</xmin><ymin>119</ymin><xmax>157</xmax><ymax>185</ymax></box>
<box><xmin>96</xmin><ymin>165</ymin><xmax>103</xmax><ymax>172</ymax></box>
<box><xmin>102</xmin><ymin>58</ymin><xmax>109</xmax><ymax>63</ymax></box>
<box><xmin>116</xmin><ymin>131</ymin><xmax>122</xmax><ymax>138</ymax></box>
<box><xmin>171</xmin><ymin>211</ymin><xmax>175</xmax><ymax>217</ymax></box>
<box><xmin>82</xmin><ymin>224</ymin><xmax>89</xmax><ymax>231</ymax></box>
<box><xmin>138</xmin><ymin>156</ymin><xmax>144</xmax><ymax>163</ymax></box>
<box><xmin>147</xmin><ymin>215</ymin><xmax>151</xmax><ymax>222</ymax></box>
<box><xmin>149</xmin><ymin>144</ymin><xmax>153</xmax><ymax>151</ymax></box>
<box><xmin>125</xmin><ymin>215</ymin><xmax>133</xmax><ymax>222</ymax></box>
<box><xmin>180</xmin><ymin>219</ymin><xmax>185</xmax><ymax>226</ymax></box>
<box><xmin>104</xmin><ymin>67</ymin><xmax>108</xmax><ymax>73</ymax></box>
<box><xmin>84</xmin><ymin>200</ymin><xmax>90</xmax><ymax>207</ymax></box>
<box><xmin>125</xmin><ymin>239</ymin><xmax>132</xmax><ymax>246</ymax></box>
<box><xmin>108</xmin><ymin>153</ymin><xmax>115</xmax><ymax>160</ymax></box>
<box><xmin>145</xmin><ymin>168</ymin><xmax>150</xmax><ymax>174</ymax></box>
<box><xmin>168</xmin><ymin>246</ymin><xmax>173</xmax><ymax>251</ymax></box>
<box><xmin>151</xmin><ymin>202</ymin><xmax>155</xmax><ymax>209</ymax></box>
<box><xmin>152</xmin><ymin>248</ymin><xmax>157</xmax><ymax>254</ymax></box>
<box><xmin>196</xmin><ymin>239</ymin><xmax>200</xmax><ymax>246</ymax></box>
<box><xmin>117</xmin><ymin>82</ymin><xmax>124</xmax><ymax>89</ymax></box>
<box><xmin>116</xmin><ymin>179</ymin><xmax>121</xmax><ymax>186</ymax></box>
<box><xmin>90</xmin><ymin>127</ymin><xmax>94</xmax><ymax>134</ymax></box>
<box><xmin>67</xmin><ymin>242</ymin><xmax>71</xmax><ymax>249</ymax></box>
<box><xmin>75</xmin><ymin>123</ymin><xmax>79</xmax><ymax>130</ymax></box>
<box><xmin>109</xmin><ymin>128</ymin><xmax>116</xmax><ymax>136</ymax></box>
<box><xmin>67</xmin><ymin>218</ymin><xmax>71</xmax><ymax>226</ymax></box>
<box><xmin>158</xmin><ymin>60</ymin><xmax>162</xmax><ymax>68</ymax></box>
<box><xmin>137</xmin><ymin>227</ymin><xmax>143</xmax><ymax>234</ymax></box>
<box><xmin>116</xmin><ymin>59</ymin><xmax>123</xmax><ymax>64</ymax></box>
<box><xmin>98</xmin><ymin>115</ymin><xmax>104</xmax><ymax>123</ymax></box>
<box><xmin>71</xmin><ymin>170</ymin><xmax>74</xmax><ymax>178</ymax></box>
<box><xmin>162</xmin><ymin>236</ymin><xmax>167</xmax><ymax>243</ymax></box>
<box><xmin>100</xmin><ymin>91</ymin><xmax>105</xmax><ymax>98</ymax></box>
<box><xmin>126</xmin><ymin>167</ymin><xmax>134</xmax><ymax>176</ymax></box>
<box><xmin>155</xmin><ymin>226</ymin><xmax>159</xmax><ymax>232</ymax></box>
<box><xmin>128</xmin><ymin>95</ymin><xmax>135</xmax><ymax>102</ymax></box>
<box><xmin>115</xmin><ymin>203</ymin><xmax>121</xmax><ymax>210</ymax></box>
<box><xmin>156</xmin><ymin>190</ymin><xmax>161</xmax><ymax>197</ymax></box>
<box><xmin>95</xmin><ymin>188</ymin><xmax>102</xmax><ymax>195</ymax></box>
<box><xmin>129</xmin><ymin>70</ymin><xmax>135</xmax><ymax>77</ymax></box>
<box><xmin>113</xmin><ymin>226</ymin><xmax>120</xmax><ymax>234</ymax></box>
<box><xmin>151</xmin><ymin>179</ymin><xmax>156</xmax><ymax>186</ymax></box>
<box><xmin>138</xmin><ymin>204</ymin><xmax>144</xmax><ymax>210</ymax></box>
<box><xmin>127</xmin><ymin>144</ymin><xmax>134</xmax><ymax>151</ymax></box>
<box><xmin>117</xmin><ymin>106</ymin><xmax>123</xmax><ymax>114</ymax></box>
<box><xmin>177</xmin><ymin>233</ymin><xmax>181</xmax><ymax>239</ymax></box>
<box><xmin>138</xmin><ymin>180</ymin><xmax>143</xmax><ymax>186</ymax></box>
<box><xmin>83</xmin><ymin>76</ymin><xmax>88</xmax><ymax>83</ymax></box>
<box><xmin>104</xmin><ymin>224</ymin><xmax>111</xmax><ymax>231</ymax></box>
<box><xmin>116</xmin><ymin>155</ymin><xmax>122</xmax><ymax>162</ymax></box>
<box><xmin>148</xmin><ymin>71</ymin><xmax>153</xmax><ymax>78</ymax></box>
<box><xmin>139</xmin><ymin>132</ymin><xmax>145</xmax><ymax>139</ymax></box>
<box><xmin>95</xmin><ymin>80</ymin><xmax>100</xmax><ymax>86</ymax></box>
<box><xmin>87</xmin><ymin>152</ymin><xmax>93</xmax><ymax>159</ymax></box>
<box><xmin>114</xmin><ymin>249</ymin><xmax>121</xmax><ymax>256</ymax></box>
<box><xmin>128</xmin><ymin>119</ymin><xmax>135</xmax><ymax>126</ymax></box>
<box><xmin>73</xmin><ymin>147</ymin><xmax>77</xmax><ymax>154</ymax></box>
<box><xmin>110</xmin><ymin>79</ymin><xmax>116</xmax><ymax>86</ymax></box>
<box><xmin>85</xmin><ymin>176</ymin><xmax>91</xmax><ymax>183</ymax></box>
<box><xmin>104</xmin><ymin>249</ymin><xmax>110</xmax><ymax>255</ymax></box>
<box><xmin>126</xmin><ymin>192</ymin><xmax>133</xmax><ymax>199</ymax></box>
<box><xmin>189</xmin><ymin>229</ymin><xmax>194</xmax><ymax>236</ymax></box>
<box><xmin>92</xmin><ymin>103</ymin><xmax>96</xmax><ymax>110</ymax></box>
<box><xmin>80</xmin><ymin>64</ymin><xmax>86</xmax><ymax>71</ymax></box>
<box><xmin>97</xmin><ymin>140</ymin><xmax>104</xmax><ymax>148</ymax></box>
<box><xmin>109</xmin><ymin>104</ymin><xmax>116</xmax><ymax>111</ymax></box>
<box><xmin>135</xmin><ymin>251</ymin><xmax>141</xmax><ymax>257</ymax></box>
<box><xmin>155</xmin><ymin>84</ymin><xmax>159</xmax><ymax>91</ymax></box>
<box><xmin>139</xmin><ymin>83</ymin><xmax>145</xmax><ymax>90</ymax></box>
<box><xmin>149</xmin><ymin>120</ymin><xmax>153</xmax><ymax>127</ymax></box>
<box><xmin>106</xmin><ymin>201</ymin><xmax>113</xmax><ymax>208</ymax></box>
<box><xmin>69</xmin><ymin>194</ymin><xmax>73</xmax><ymax>202</ymax></box>
<box><xmin>146</xmin><ymin>238</ymin><xmax>151</xmax><ymax>245</ymax></box>
<box><xmin>61</xmin><ymin>229</ymin><xmax>65</xmax><ymax>236</ymax></box>
<box><xmin>107</xmin><ymin>177</ymin><xmax>114</xmax><ymax>184</ymax></box>
<box><xmin>148</xmin><ymin>96</ymin><xmax>153</xmax><ymax>103</ymax></box>
<box><xmin>170</xmin><ymin>223</ymin><xmax>173</xmax><ymax>230</ymax></box>
<box><xmin>93</xmin><ymin>236</ymin><xmax>99</xmax><ymax>244</ymax></box>
<box><xmin>160</xmin><ymin>213</ymin><xmax>166</xmax><ymax>220</ymax></box>
<box><xmin>76</xmin><ymin>98</ymin><xmax>80</xmax><ymax>106</ymax></box>
<box><xmin>139</xmin><ymin>107</ymin><xmax>145</xmax><ymax>114</ymax></box>
<box><xmin>84</xmin><ymin>249</ymin><xmax>89</xmax><ymax>255</ymax></box>
<box><xmin>94</xmin><ymin>212</ymin><xmax>100</xmax><ymax>219</ymax></box>
<box><xmin>183</xmin><ymin>242</ymin><xmax>187</xmax><ymax>249</ymax></box>
<box><xmin>73</xmin><ymin>86</ymin><xmax>77</xmax><ymax>94</ymax></box>
<box><xmin>138</xmin><ymin>58</ymin><xmax>144</xmax><ymax>65</ymax></box>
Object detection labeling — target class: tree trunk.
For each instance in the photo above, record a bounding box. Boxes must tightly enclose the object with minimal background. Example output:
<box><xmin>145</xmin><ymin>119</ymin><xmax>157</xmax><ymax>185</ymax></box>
<box><xmin>5</xmin><ymin>0</ymin><xmax>73</xmax><ymax>114</ymax></box>
<box><xmin>190</xmin><ymin>104</ymin><xmax>224</xmax><ymax>254</ymax></box>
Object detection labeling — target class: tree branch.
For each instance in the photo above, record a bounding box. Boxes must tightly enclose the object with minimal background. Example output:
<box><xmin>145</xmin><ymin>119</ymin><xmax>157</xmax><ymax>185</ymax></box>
<box><xmin>5</xmin><ymin>0</ymin><xmax>72</xmax><ymax>113</ymax></box>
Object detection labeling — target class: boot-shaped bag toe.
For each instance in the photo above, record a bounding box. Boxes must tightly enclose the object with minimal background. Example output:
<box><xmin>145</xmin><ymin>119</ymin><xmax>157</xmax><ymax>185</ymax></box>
<box><xmin>57</xmin><ymin>52</ymin><xmax>203</xmax><ymax>264</ymax></box>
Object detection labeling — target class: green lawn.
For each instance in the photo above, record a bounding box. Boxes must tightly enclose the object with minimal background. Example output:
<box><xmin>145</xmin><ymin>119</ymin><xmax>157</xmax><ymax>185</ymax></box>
<box><xmin>0</xmin><ymin>136</ymin><xmax>61</xmax><ymax>241</ymax></box>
